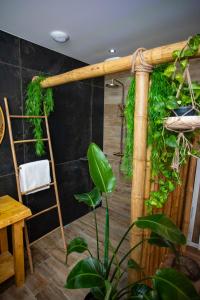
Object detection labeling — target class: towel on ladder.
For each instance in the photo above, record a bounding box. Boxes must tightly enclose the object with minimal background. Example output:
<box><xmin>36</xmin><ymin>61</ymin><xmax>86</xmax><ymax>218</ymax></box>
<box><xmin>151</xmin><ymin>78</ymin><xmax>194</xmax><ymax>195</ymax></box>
<box><xmin>19</xmin><ymin>160</ymin><xmax>51</xmax><ymax>195</ymax></box>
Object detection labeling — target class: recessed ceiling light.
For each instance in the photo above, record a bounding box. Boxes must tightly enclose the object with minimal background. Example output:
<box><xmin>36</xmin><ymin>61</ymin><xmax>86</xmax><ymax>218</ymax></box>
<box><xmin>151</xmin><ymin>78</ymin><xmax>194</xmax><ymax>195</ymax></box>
<box><xmin>109</xmin><ymin>48</ymin><xmax>116</xmax><ymax>54</ymax></box>
<box><xmin>50</xmin><ymin>30</ymin><xmax>70</xmax><ymax>43</ymax></box>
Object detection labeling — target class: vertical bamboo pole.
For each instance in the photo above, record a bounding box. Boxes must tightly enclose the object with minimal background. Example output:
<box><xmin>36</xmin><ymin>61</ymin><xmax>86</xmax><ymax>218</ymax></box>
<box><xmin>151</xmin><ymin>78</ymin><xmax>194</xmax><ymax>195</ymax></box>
<box><xmin>129</xmin><ymin>70</ymin><xmax>150</xmax><ymax>282</ymax></box>
<box><xmin>182</xmin><ymin>156</ymin><xmax>197</xmax><ymax>248</ymax></box>
<box><xmin>141</xmin><ymin>147</ymin><xmax>151</xmax><ymax>272</ymax></box>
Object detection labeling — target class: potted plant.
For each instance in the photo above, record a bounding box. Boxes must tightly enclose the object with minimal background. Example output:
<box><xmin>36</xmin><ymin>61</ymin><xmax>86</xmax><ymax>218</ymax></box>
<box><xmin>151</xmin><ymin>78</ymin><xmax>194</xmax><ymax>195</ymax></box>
<box><xmin>65</xmin><ymin>143</ymin><xmax>200</xmax><ymax>299</ymax></box>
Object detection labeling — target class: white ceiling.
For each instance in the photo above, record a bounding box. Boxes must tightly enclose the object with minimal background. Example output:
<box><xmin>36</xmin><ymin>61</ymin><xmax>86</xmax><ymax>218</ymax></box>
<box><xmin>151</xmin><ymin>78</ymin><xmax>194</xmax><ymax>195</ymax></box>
<box><xmin>0</xmin><ymin>0</ymin><xmax>199</xmax><ymax>64</ymax></box>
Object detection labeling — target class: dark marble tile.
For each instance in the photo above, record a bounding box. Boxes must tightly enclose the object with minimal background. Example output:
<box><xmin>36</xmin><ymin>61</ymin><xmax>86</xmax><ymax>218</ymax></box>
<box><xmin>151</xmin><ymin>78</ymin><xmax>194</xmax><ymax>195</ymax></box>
<box><xmin>0</xmin><ymin>30</ymin><xmax>20</xmax><ymax>66</ymax></box>
<box><xmin>49</xmin><ymin>82</ymin><xmax>92</xmax><ymax>163</ymax></box>
<box><xmin>56</xmin><ymin>160</ymin><xmax>91</xmax><ymax>226</ymax></box>
<box><xmin>0</xmin><ymin>63</ymin><xmax>24</xmax><ymax>175</ymax></box>
<box><xmin>93</xmin><ymin>76</ymin><xmax>104</xmax><ymax>88</ymax></box>
<box><xmin>70</xmin><ymin>57</ymin><xmax>88</xmax><ymax>70</ymax></box>
<box><xmin>27</xmin><ymin>208</ymin><xmax>59</xmax><ymax>243</ymax></box>
<box><xmin>21</xmin><ymin>39</ymin><xmax>88</xmax><ymax>75</ymax></box>
<box><xmin>0</xmin><ymin>174</ymin><xmax>18</xmax><ymax>199</ymax></box>
<box><xmin>23</xmin><ymin>184</ymin><xmax>55</xmax><ymax>215</ymax></box>
<box><xmin>92</xmin><ymin>86</ymin><xmax>104</xmax><ymax>148</ymax></box>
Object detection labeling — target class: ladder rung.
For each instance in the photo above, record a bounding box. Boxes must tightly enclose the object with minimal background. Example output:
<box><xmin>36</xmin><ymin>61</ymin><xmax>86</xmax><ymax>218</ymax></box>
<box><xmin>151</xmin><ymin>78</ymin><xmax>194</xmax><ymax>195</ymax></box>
<box><xmin>27</xmin><ymin>204</ymin><xmax>57</xmax><ymax>220</ymax></box>
<box><xmin>21</xmin><ymin>182</ymin><xmax>54</xmax><ymax>195</ymax></box>
<box><xmin>14</xmin><ymin>138</ymin><xmax>48</xmax><ymax>144</ymax></box>
<box><xmin>17</xmin><ymin>160</ymin><xmax>52</xmax><ymax>169</ymax></box>
<box><xmin>10</xmin><ymin>115</ymin><xmax>46</xmax><ymax>119</ymax></box>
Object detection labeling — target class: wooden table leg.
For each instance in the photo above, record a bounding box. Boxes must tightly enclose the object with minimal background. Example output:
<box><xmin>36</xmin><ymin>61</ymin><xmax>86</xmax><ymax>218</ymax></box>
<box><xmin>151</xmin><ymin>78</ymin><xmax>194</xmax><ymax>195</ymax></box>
<box><xmin>12</xmin><ymin>220</ymin><xmax>25</xmax><ymax>287</ymax></box>
<box><xmin>0</xmin><ymin>228</ymin><xmax>8</xmax><ymax>254</ymax></box>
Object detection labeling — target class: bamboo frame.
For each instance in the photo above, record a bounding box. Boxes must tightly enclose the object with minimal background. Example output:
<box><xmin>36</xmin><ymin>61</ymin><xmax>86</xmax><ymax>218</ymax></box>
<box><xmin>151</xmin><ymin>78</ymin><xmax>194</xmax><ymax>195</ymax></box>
<box><xmin>13</xmin><ymin>138</ymin><xmax>48</xmax><ymax>144</ymax></box>
<box><xmin>129</xmin><ymin>70</ymin><xmax>150</xmax><ymax>282</ymax></box>
<box><xmin>32</xmin><ymin>39</ymin><xmax>200</xmax><ymax>281</ymax></box>
<box><xmin>40</xmin><ymin>40</ymin><xmax>200</xmax><ymax>88</ymax></box>
<box><xmin>4</xmin><ymin>97</ymin><xmax>66</xmax><ymax>274</ymax></box>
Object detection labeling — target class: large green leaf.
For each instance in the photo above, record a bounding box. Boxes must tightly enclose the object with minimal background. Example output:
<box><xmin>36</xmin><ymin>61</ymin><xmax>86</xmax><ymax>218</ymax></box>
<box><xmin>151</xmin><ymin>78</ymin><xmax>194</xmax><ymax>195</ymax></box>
<box><xmin>65</xmin><ymin>257</ymin><xmax>105</xmax><ymax>289</ymax></box>
<box><xmin>67</xmin><ymin>237</ymin><xmax>88</xmax><ymax>256</ymax></box>
<box><xmin>87</xmin><ymin>143</ymin><xmax>116</xmax><ymax>193</ymax></box>
<box><xmin>153</xmin><ymin>268</ymin><xmax>200</xmax><ymax>300</ymax></box>
<box><xmin>148</xmin><ymin>232</ymin><xmax>172</xmax><ymax>248</ymax></box>
<box><xmin>135</xmin><ymin>214</ymin><xmax>186</xmax><ymax>245</ymax></box>
<box><xmin>74</xmin><ymin>187</ymin><xmax>101</xmax><ymax>208</ymax></box>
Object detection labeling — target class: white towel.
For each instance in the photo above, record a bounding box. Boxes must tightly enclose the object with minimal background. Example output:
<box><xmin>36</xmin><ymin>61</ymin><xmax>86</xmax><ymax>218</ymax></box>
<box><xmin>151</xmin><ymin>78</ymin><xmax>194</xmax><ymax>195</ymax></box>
<box><xmin>19</xmin><ymin>160</ymin><xmax>51</xmax><ymax>195</ymax></box>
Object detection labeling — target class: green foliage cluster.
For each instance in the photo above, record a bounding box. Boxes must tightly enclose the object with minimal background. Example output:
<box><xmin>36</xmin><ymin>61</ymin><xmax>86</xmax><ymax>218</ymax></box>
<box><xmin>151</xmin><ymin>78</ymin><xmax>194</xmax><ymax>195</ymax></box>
<box><xmin>65</xmin><ymin>143</ymin><xmax>199</xmax><ymax>300</ymax></box>
<box><xmin>122</xmin><ymin>34</ymin><xmax>200</xmax><ymax>209</ymax></box>
<box><xmin>25</xmin><ymin>76</ymin><xmax>54</xmax><ymax>156</ymax></box>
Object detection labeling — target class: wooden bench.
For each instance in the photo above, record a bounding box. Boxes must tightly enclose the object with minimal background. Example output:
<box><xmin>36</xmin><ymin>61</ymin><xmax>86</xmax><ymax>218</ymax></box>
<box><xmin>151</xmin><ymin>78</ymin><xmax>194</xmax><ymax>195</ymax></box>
<box><xmin>0</xmin><ymin>195</ymin><xmax>32</xmax><ymax>287</ymax></box>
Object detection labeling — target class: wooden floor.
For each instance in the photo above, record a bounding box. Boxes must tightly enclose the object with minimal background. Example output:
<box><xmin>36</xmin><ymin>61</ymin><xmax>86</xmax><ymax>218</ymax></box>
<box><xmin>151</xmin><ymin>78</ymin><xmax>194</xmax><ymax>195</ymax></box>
<box><xmin>0</xmin><ymin>179</ymin><xmax>131</xmax><ymax>300</ymax></box>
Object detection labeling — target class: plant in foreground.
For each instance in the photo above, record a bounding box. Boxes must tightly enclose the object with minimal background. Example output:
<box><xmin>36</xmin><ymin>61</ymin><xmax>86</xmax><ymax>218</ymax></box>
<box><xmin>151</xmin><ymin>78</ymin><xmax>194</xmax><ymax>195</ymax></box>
<box><xmin>65</xmin><ymin>143</ymin><xmax>200</xmax><ymax>300</ymax></box>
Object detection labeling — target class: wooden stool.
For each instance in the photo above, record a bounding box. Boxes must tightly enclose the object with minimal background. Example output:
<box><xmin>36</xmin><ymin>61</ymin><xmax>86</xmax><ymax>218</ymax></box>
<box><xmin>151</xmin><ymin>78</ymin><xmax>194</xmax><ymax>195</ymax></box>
<box><xmin>0</xmin><ymin>195</ymin><xmax>32</xmax><ymax>287</ymax></box>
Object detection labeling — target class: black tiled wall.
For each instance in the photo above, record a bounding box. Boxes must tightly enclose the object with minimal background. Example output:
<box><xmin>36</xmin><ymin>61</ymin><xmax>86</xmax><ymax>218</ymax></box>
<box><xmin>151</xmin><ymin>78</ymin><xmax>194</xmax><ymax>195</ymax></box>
<box><xmin>0</xmin><ymin>30</ymin><xmax>104</xmax><ymax>242</ymax></box>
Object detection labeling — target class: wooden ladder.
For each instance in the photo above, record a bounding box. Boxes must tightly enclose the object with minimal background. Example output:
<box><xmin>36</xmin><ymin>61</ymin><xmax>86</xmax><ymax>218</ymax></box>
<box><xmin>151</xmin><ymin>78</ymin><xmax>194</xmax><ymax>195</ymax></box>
<box><xmin>4</xmin><ymin>97</ymin><xmax>66</xmax><ymax>273</ymax></box>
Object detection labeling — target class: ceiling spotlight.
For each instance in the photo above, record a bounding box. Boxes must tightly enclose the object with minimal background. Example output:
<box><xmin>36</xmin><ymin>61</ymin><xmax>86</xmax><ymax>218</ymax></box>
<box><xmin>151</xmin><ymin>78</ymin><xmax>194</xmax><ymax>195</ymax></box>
<box><xmin>109</xmin><ymin>48</ymin><xmax>116</xmax><ymax>54</ymax></box>
<box><xmin>50</xmin><ymin>30</ymin><xmax>70</xmax><ymax>43</ymax></box>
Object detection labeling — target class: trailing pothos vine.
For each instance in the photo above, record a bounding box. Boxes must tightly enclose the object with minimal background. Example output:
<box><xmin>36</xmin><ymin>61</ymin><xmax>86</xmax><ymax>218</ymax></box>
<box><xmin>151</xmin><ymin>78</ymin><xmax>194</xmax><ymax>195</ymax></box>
<box><xmin>25</xmin><ymin>76</ymin><xmax>54</xmax><ymax>156</ymax></box>
<box><xmin>122</xmin><ymin>34</ymin><xmax>200</xmax><ymax>210</ymax></box>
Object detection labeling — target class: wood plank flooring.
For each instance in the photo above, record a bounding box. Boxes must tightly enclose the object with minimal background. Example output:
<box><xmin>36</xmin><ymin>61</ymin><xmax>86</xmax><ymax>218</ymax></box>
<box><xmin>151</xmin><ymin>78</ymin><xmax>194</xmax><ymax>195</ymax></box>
<box><xmin>0</xmin><ymin>180</ymin><xmax>131</xmax><ymax>300</ymax></box>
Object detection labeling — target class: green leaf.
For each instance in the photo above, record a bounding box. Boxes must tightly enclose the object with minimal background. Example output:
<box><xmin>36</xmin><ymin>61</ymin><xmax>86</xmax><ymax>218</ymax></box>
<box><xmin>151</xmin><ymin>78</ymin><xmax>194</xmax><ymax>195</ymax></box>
<box><xmin>135</xmin><ymin>214</ymin><xmax>186</xmax><ymax>245</ymax></box>
<box><xmin>87</xmin><ymin>143</ymin><xmax>116</xmax><ymax>193</ymax></box>
<box><xmin>175</xmin><ymin>73</ymin><xmax>184</xmax><ymax>84</ymax></box>
<box><xmin>148</xmin><ymin>232</ymin><xmax>171</xmax><ymax>248</ymax></box>
<box><xmin>168</xmin><ymin>181</ymin><xmax>175</xmax><ymax>192</ymax></box>
<box><xmin>65</xmin><ymin>257</ymin><xmax>105</xmax><ymax>289</ymax></box>
<box><xmin>164</xmin><ymin>64</ymin><xmax>176</xmax><ymax>78</ymax></box>
<box><xmin>182</xmin><ymin>48</ymin><xmax>195</xmax><ymax>57</ymax></box>
<box><xmin>166</xmin><ymin>98</ymin><xmax>178</xmax><ymax>110</ymax></box>
<box><xmin>191</xmin><ymin>83</ymin><xmax>200</xmax><ymax>90</ymax></box>
<box><xmin>128</xmin><ymin>259</ymin><xmax>143</xmax><ymax>271</ymax></box>
<box><xmin>180</xmin><ymin>59</ymin><xmax>188</xmax><ymax>70</ymax></box>
<box><xmin>172</xmin><ymin>50</ymin><xmax>181</xmax><ymax>59</ymax></box>
<box><xmin>153</xmin><ymin>268</ymin><xmax>200</xmax><ymax>300</ymax></box>
<box><xmin>74</xmin><ymin>187</ymin><xmax>101</xmax><ymax>208</ymax></box>
<box><xmin>165</xmin><ymin>135</ymin><xmax>177</xmax><ymax>148</ymax></box>
<box><xmin>67</xmin><ymin>237</ymin><xmax>88</xmax><ymax>257</ymax></box>
<box><xmin>105</xmin><ymin>280</ymin><xmax>113</xmax><ymax>300</ymax></box>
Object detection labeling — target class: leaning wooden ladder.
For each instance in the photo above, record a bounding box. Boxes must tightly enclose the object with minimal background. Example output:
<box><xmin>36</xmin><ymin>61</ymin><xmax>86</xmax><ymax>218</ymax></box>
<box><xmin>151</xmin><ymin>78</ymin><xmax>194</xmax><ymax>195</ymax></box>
<box><xmin>4</xmin><ymin>97</ymin><xmax>66</xmax><ymax>273</ymax></box>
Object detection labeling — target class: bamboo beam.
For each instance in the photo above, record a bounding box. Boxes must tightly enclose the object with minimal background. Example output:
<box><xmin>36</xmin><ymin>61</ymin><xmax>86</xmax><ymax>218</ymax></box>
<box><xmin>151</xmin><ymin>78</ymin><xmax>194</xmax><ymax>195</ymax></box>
<box><xmin>40</xmin><ymin>40</ymin><xmax>200</xmax><ymax>88</ymax></box>
<box><xmin>129</xmin><ymin>70</ymin><xmax>150</xmax><ymax>282</ymax></box>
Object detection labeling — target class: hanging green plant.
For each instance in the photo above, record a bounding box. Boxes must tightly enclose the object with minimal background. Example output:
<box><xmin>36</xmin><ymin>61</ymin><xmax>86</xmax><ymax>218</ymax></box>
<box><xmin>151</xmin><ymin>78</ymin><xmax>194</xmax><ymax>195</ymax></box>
<box><xmin>122</xmin><ymin>34</ymin><xmax>200</xmax><ymax>211</ymax></box>
<box><xmin>25</xmin><ymin>75</ymin><xmax>54</xmax><ymax>156</ymax></box>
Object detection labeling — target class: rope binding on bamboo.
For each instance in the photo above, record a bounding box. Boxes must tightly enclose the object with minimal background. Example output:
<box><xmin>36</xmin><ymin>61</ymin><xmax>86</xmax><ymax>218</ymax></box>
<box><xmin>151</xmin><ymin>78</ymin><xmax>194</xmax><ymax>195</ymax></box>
<box><xmin>131</xmin><ymin>48</ymin><xmax>153</xmax><ymax>73</ymax></box>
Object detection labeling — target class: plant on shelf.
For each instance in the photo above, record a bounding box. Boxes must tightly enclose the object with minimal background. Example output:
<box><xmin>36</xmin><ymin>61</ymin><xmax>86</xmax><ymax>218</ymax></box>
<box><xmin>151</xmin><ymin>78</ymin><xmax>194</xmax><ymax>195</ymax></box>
<box><xmin>65</xmin><ymin>143</ymin><xmax>199</xmax><ymax>300</ymax></box>
<box><xmin>122</xmin><ymin>34</ymin><xmax>200</xmax><ymax>210</ymax></box>
<box><xmin>25</xmin><ymin>75</ymin><xmax>54</xmax><ymax>156</ymax></box>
